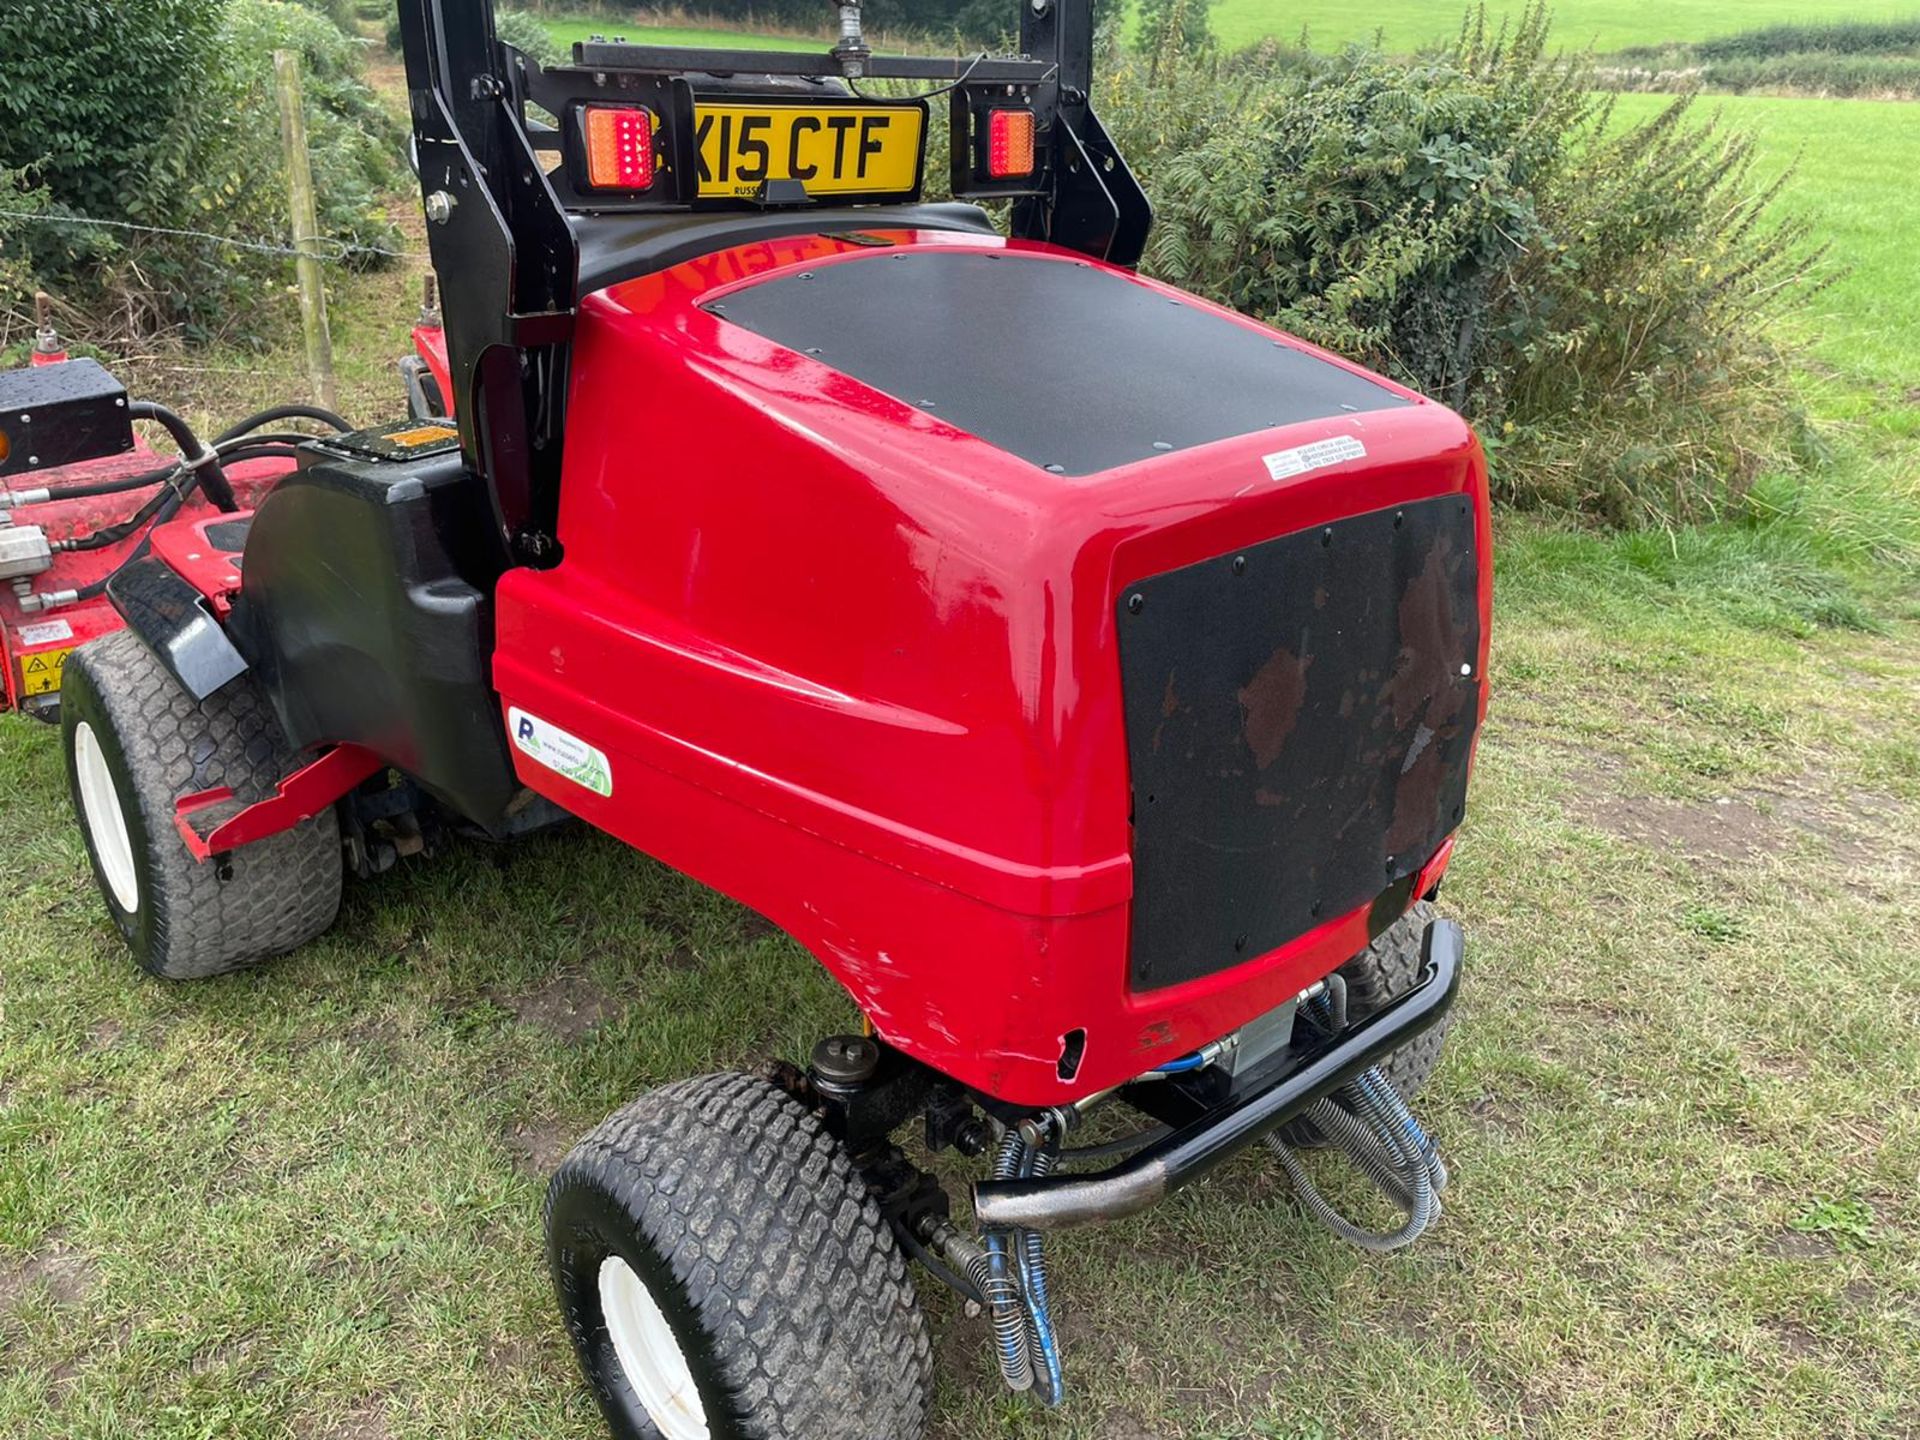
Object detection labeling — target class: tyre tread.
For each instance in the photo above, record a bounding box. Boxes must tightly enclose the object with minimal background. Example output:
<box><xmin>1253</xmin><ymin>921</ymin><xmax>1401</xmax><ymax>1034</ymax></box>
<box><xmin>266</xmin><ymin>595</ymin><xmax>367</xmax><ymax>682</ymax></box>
<box><xmin>548</xmin><ymin>1072</ymin><xmax>932</xmax><ymax>1440</ymax></box>
<box><xmin>67</xmin><ymin>630</ymin><xmax>341</xmax><ymax>979</ymax></box>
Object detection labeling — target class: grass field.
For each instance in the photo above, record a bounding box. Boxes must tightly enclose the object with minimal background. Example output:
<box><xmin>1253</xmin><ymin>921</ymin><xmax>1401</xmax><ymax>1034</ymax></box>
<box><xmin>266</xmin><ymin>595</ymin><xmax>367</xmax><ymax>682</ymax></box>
<box><xmin>3</xmin><ymin>33</ymin><xmax>1918</xmax><ymax>1440</ymax></box>
<box><xmin>1609</xmin><ymin>93</ymin><xmax>1920</xmax><ymax>390</ymax></box>
<box><xmin>1208</xmin><ymin>0</ymin><xmax>1920</xmax><ymax>52</ymax></box>
<box><xmin>536</xmin><ymin>2</ymin><xmax>1920</xmax><ymax>55</ymax></box>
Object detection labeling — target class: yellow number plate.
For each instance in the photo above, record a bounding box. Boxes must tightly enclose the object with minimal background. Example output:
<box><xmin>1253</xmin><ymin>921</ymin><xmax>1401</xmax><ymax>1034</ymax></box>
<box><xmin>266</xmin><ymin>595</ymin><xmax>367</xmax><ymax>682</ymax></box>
<box><xmin>694</xmin><ymin>102</ymin><xmax>924</xmax><ymax>201</ymax></box>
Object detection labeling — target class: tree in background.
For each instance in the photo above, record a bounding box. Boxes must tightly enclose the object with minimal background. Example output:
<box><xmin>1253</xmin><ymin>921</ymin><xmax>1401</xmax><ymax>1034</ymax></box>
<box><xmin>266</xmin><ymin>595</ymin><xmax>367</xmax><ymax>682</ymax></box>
<box><xmin>0</xmin><ymin>0</ymin><xmax>402</xmax><ymax>348</ymax></box>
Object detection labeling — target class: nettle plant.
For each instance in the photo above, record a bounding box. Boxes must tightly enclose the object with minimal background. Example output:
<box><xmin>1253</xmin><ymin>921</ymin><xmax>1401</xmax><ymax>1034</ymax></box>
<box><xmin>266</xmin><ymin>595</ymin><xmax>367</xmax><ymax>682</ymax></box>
<box><xmin>1105</xmin><ymin>4</ymin><xmax>1827</xmax><ymax>524</ymax></box>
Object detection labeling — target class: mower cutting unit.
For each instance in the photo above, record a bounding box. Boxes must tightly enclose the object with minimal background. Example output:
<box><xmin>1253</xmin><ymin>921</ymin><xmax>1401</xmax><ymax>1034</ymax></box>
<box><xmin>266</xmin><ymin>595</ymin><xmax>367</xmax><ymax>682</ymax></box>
<box><xmin>14</xmin><ymin>2</ymin><xmax>1490</xmax><ymax>1433</ymax></box>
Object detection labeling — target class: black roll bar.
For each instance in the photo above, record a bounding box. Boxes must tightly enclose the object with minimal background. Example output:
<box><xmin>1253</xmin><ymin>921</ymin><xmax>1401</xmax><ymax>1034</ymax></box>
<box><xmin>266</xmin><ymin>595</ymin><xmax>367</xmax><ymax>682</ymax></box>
<box><xmin>394</xmin><ymin>0</ymin><xmax>1150</xmax><ymax>560</ymax></box>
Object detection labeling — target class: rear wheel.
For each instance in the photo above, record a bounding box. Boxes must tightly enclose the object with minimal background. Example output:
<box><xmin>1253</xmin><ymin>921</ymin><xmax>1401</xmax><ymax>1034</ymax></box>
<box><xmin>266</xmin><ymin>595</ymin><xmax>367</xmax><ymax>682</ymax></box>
<box><xmin>545</xmin><ymin>1072</ymin><xmax>932</xmax><ymax>1440</ymax></box>
<box><xmin>1342</xmin><ymin>899</ymin><xmax>1452</xmax><ymax>1102</ymax></box>
<box><xmin>60</xmin><ymin>630</ymin><xmax>343</xmax><ymax>979</ymax></box>
<box><xmin>1284</xmin><ymin>901</ymin><xmax>1453</xmax><ymax>1149</ymax></box>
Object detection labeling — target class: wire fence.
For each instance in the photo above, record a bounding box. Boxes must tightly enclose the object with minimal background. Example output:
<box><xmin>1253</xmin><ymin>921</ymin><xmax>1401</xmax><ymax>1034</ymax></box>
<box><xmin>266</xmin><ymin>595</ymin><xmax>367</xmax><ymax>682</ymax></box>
<box><xmin>0</xmin><ymin>207</ymin><xmax>426</xmax><ymax>266</ymax></box>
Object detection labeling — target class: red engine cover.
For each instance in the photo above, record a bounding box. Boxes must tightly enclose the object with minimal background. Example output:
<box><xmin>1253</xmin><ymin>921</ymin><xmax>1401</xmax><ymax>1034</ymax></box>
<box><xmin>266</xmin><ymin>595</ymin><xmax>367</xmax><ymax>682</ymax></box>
<box><xmin>492</xmin><ymin>229</ymin><xmax>1491</xmax><ymax>1105</ymax></box>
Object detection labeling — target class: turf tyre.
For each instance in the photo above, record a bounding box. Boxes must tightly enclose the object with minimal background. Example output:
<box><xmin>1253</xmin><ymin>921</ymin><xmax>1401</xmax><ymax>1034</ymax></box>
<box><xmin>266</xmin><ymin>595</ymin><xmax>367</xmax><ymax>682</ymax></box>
<box><xmin>60</xmin><ymin>630</ymin><xmax>343</xmax><ymax>979</ymax></box>
<box><xmin>545</xmin><ymin>1071</ymin><xmax>933</xmax><ymax>1440</ymax></box>
<box><xmin>1342</xmin><ymin>899</ymin><xmax>1453</xmax><ymax>1102</ymax></box>
<box><xmin>1285</xmin><ymin>901</ymin><xmax>1453</xmax><ymax>1149</ymax></box>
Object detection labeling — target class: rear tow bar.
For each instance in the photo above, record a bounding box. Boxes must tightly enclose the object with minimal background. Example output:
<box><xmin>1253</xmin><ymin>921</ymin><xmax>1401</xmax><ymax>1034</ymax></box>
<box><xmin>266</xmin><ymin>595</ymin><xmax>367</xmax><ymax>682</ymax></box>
<box><xmin>971</xmin><ymin>918</ymin><xmax>1464</xmax><ymax>1231</ymax></box>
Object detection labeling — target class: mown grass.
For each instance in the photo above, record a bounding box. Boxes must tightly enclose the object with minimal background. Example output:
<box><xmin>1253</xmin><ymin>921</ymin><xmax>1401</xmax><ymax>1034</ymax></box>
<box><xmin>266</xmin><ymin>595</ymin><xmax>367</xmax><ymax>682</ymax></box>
<box><xmin>2</xmin><ymin>46</ymin><xmax>1917</xmax><ymax>1440</ymax></box>
<box><xmin>1209</xmin><ymin>0</ymin><xmax>1920</xmax><ymax>53</ymax></box>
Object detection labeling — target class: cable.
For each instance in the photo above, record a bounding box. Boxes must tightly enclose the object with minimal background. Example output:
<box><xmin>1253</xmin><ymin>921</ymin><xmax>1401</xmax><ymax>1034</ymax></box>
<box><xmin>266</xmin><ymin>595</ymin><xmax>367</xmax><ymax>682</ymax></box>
<box><xmin>38</xmin><ymin>430</ymin><xmax>314</xmax><ymax>504</ymax></box>
<box><xmin>1059</xmin><ymin>1124</ymin><xmax>1171</xmax><ymax>1162</ymax></box>
<box><xmin>847</xmin><ymin>50</ymin><xmax>991</xmax><ymax>101</ymax></box>
<box><xmin>212</xmin><ymin>403</ymin><xmax>352</xmax><ymax>444</ymax></box>
<box><xmin>128</xmin><ymin>402</ymin><xmax>238</xmax><ymax>513</ymax></box>
<box><xmin>0</xmin><ymin>207</ymin><xmax>418</xmax><ymax>264</ymax></box>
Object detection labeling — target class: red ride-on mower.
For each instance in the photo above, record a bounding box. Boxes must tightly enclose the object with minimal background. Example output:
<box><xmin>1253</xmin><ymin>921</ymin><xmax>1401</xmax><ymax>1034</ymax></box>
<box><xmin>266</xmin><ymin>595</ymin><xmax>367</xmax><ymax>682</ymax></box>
<box><xmin>12</xmin><ymin>1</ymin><xmax>1489</xmax><ymax>1433</ymax></box>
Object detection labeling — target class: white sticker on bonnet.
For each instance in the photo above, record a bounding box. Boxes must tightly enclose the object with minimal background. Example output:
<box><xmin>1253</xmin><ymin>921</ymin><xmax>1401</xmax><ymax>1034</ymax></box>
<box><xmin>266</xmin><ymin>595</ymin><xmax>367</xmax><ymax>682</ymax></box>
<box><xmin>1261</xmin><ymin>435</ymin><xmax>1367</xmax><ymax>481</ymax></box>
<box><xmin>509</xmin><ymin>707</ymin><xmax>613</xmax><ymax>798</ymax></box>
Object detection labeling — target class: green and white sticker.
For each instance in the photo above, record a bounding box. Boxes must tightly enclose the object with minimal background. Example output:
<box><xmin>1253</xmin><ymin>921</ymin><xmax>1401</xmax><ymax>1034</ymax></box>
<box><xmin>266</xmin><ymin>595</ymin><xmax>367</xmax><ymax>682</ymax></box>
<box><xmin>509</xmin><ymin>707</ymin><xmax>614</xmax><ymax>797</ymax></box>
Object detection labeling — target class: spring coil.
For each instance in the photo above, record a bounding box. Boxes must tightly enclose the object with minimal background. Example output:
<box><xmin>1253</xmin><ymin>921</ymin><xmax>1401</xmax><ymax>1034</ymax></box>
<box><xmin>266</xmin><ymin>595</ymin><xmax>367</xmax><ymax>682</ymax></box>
<box><xmin>983</xmin><ymin>1133</ymin><xmax>1035</xmax><ymax>1391</ymax></box>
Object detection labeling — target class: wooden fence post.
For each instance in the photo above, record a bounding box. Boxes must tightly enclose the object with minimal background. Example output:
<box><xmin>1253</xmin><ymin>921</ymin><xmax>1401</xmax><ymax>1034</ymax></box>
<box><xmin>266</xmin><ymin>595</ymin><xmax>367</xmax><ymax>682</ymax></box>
<box><xmin>272</xmin><ymin>49</ymin><xmax>338</xmax><ymax>411</ymax></box>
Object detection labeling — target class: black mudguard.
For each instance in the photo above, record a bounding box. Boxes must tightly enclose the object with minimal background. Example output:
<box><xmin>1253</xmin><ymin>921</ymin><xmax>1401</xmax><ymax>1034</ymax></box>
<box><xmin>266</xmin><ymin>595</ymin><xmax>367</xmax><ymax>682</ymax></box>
<box><xmin>230</xmin><ymin>448</ymin><xmax>521</xmax><ymax>834</ymax></box>
<box><xmin>106</xmin><ymin>558</ymin><xmax>250</xmax><ymax>702</ymax></box>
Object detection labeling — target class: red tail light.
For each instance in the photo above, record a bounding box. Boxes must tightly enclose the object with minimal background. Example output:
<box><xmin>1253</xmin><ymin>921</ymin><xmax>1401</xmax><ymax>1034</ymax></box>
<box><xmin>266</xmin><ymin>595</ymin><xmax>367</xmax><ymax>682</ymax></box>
<box><xmin>583</xmin><ymin>105</ymin><xmax>655</xmax><ymax>191</ymax></box>
<box><xmin>987</xmin><ymin>108</ymin><xmax>1036</xmax><ymax>180</ymax></box>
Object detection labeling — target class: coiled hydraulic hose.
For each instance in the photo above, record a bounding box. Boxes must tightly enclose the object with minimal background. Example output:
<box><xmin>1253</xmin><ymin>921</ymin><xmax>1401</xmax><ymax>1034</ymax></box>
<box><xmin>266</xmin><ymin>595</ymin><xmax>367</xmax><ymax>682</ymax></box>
<box><xmin>1015</xmin><ymin>1144</ymin><xmax>1065</xmax><ymax>1407</ymax></box>
<box><xmin>983</xmin><ymin>1134</ymin><xmax>1035</xmax><ymax>1393</ymax></box>
<box><xmin>980</xmin><ymin>1132</ymin><xmax>1067</xmax><ymax>1406</ymax></box>
<box><xmin>1266</xmin><ymin>1064</ymin><xmax>1449</xmax><ymax>1252</ymax></box>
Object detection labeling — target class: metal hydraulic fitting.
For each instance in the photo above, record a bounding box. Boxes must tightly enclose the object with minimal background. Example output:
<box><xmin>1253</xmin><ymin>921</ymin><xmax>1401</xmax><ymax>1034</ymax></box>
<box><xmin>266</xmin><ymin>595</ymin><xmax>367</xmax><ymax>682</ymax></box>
<box><xmin>0</xmin><ymin>523</ymin><xmax>53</xmax><ymax>581</ymax></box>
<box><xmin>831</xmin><ymin>0</ymin><xmax>870</xmax><ymax>78</ymax></box>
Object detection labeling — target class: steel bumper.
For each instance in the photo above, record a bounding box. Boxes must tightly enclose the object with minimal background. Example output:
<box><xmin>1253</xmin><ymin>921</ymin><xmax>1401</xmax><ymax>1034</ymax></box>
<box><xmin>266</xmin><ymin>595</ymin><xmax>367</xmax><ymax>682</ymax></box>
<box><xmin>970</xmin><ymin>917</ymin><xmax>1464</xmax><ymax>1231</ymax></box>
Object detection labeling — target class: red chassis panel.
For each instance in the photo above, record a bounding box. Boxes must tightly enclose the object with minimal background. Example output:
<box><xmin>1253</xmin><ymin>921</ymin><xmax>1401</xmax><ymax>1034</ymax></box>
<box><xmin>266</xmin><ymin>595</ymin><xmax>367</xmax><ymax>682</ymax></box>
<box><xmin>492</xmin><ymin>230</ymin><xmax>1493</xmax><ymax>1107</ymax></box>
<box><xmin>1</xmin><ymin>447</ymin><xmax>291</xmax><ymax>716</ymax></box>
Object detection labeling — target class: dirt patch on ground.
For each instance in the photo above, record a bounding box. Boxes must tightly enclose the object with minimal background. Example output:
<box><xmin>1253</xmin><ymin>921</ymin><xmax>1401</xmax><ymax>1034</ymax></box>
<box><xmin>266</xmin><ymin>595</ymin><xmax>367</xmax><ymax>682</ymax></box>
<box><xmin>1581</xmin><ymin>794</ymin><xmax>1788</xmax><ymax>867</ymax></box>
<box><xmin>504</xmin><ymin>1117</ymin><xmax>575</xmax><ymax>1177</ymax></box>
<box><xmin>1096</xmin><ymin>1412</ymin><xmax>1170</xmax><ymax>1440</ymax></box>
<box><xmin>1578</xmin><ymin>778</ymin><xmax>1905</xmax><ymax>874</ymax></box>
<box><xmin>1765</xmin><ymin>1230</ymin><xmax>1836</xmax><ymax>1260</ymax></box>
<box><xmin>0</xmin><ymin>1248</ymin><xmax>97</xmax><ymax>1311</ymax></box>
<box><xmin>496</xmin><ymin>973</ymin><xmax>618</xmax><ymax>1040</ymax></box>
<box><xmin>303</xmin><ymin>1403</ymin><xmax>391</xmax><ymax>1440</ymax></box>
<box><xmin>1765</xmin><ymin>1318</ymin><xmax>1824</xmax><ymax>1361</ymax></box>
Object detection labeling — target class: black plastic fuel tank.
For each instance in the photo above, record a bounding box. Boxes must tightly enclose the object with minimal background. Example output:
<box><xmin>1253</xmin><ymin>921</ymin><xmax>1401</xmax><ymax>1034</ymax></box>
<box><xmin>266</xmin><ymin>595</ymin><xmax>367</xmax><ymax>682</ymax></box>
<box><xmin>231</xmin><ymin>442</ymin><xmax>521</xmax><ymax>832</ymax></box>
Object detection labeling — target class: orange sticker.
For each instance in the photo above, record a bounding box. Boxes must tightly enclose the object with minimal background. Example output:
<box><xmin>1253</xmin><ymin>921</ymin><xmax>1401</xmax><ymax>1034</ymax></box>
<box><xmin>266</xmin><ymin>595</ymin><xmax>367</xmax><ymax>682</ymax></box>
<box><xmin>386</xmin><ymin>423</ymin><xmax>459</xmax><ymax>449</ymax></box>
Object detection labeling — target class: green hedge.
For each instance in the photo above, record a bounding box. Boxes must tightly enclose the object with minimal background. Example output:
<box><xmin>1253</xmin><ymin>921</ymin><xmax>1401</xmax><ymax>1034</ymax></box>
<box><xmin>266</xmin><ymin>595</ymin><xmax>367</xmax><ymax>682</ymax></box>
<box><xmin>1692</xmin><ymin>18</ymin><xmax>1920</xmax><ymax>61</ymax></box>
<box><xmin>1704</xmin><ymin>51</ymin><xmax>1920</xmax><ymax>95</ymax></box>
<box><xmin>1110</xmin><ymin>4</ymin><xmax>1826</xmax><ymax>523</ymax></box>
<box><xmin>0</xmin><ymin>0</ymin><xmax>403</xmax><ymax>344</ymax></box>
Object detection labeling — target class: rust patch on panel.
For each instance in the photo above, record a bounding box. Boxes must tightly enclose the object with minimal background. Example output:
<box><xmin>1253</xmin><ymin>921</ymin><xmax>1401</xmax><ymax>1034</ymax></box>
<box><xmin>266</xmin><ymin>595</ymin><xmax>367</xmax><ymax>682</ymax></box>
<box><xmin>1117</xmin><ymin>497</ymin><xmax>1482</xmax><ymax>992</ymax></box>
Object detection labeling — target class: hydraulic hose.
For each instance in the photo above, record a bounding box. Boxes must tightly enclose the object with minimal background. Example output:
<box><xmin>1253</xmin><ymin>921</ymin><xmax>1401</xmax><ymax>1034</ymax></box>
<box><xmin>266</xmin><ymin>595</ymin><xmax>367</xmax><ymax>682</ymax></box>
<box><xmin>1262</xmin><ymin>990</ymin><xmax>1449</xmax><ymax>1251</ymax></box>
<box><xmin>1014</xmin><ymin>1145</ymin><xmax>1065</xmax><ymax>1407</ymax></box>
<box><xmin>1266</xmin><ymin>1065</ymin><xmax>1448</xmax><ymax>1253</ymax></box>
<box><xmin>983</xmin><ymin>1134</ymin><xmax>1035</xmax><ymax>1392</ymax></box>
<box><xmin>129</xmin><ymin>401</ymin><xmax>238</xmax><ymax>512</ymax></box>
<box><xmin>980</xmin><ymin>1132</ymin><xmax>1068</xmax><ymax>1406</ymax></box>
<box><xmin>57</xmin><ymin>438</ymin><xmax>294</xmax><ymax>553</ymax></box>
<box><xmin>211</xmin><ymin>403</ymin><xmax>351</xmax><ymax>445</ymax></box>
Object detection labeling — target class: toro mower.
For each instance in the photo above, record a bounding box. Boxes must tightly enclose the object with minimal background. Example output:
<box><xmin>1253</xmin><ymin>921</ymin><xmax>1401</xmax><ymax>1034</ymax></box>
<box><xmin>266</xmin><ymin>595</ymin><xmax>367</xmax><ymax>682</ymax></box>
<box><xmin>4</xmin><ymin>1</ymin><xmax>1489</xmax><ymax>1433</ymax></box>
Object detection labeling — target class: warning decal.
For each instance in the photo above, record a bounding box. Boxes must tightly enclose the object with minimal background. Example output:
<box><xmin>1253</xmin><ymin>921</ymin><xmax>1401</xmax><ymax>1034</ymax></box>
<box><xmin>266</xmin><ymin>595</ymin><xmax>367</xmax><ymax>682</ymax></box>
<box><xmin>19</xmin><ymin>619</ymin><xmax>74</xmax><ymax>646</ymax></box>
<box><xmin>386</xmin><ymin>423</ymin><xmax>459</xmax><ymax>450</ymax></box>
<box><xmin>508</xmin><ymin>707</ymin><xmax>614</xmax><ymax>797</ymax></box>
<box><xmin>21</xmin><ymin>646</ymin><xmax>72</xmax><ymax>697</ymax></box>
<box><xmin>1261</xmin><ymin>435</ymin><xmax>1367</xmax><ymax>481</ymax></box>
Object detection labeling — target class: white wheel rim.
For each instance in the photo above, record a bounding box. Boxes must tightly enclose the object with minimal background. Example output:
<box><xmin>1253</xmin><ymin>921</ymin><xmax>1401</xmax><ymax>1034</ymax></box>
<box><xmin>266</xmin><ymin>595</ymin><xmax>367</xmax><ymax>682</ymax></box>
<box><xmin>599</xmin><ymin>1255</ymin><xmax>709</xmax><ymax>1440</ymax></box>
<box><xmin>74</xmin><ymin>721</ymin><xmax>139</xmax><ymax>915</ymax></box>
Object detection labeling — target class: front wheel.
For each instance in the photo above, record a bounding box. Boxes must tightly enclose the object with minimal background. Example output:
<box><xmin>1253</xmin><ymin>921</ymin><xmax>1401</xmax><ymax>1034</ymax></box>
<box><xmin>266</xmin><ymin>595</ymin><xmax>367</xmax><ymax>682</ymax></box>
<box><xmin>60</xmin><ymin>630</ymin><xmax>343</xmax><ymax>979</ymax></box>
<box><xmin>545</xmin><ymin>1072</ymin><xmax>932</xmax><ymax>1440</ymax></box>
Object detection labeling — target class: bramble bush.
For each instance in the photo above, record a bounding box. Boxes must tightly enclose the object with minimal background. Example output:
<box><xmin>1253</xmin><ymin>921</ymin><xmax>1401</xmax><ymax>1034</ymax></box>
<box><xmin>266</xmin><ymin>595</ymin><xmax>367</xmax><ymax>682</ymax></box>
<box><xmin>1105</xmin><ymin>3</ymin><xmax>1826</xmax><ymax>523</ymax></box>
<box><xmin>0</xmin><ymin>0</ymin><xmax>404</xmax><ymax>346</ymax></box>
